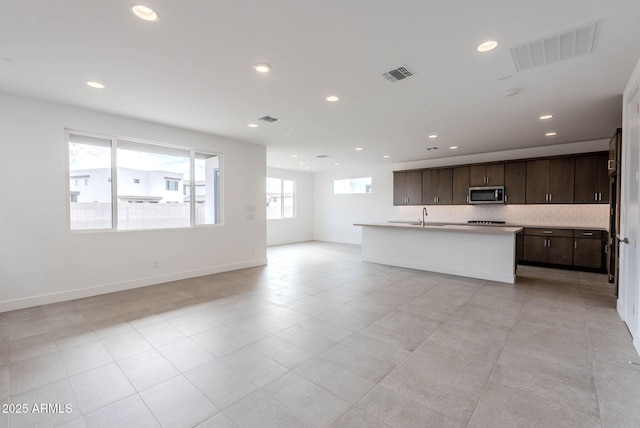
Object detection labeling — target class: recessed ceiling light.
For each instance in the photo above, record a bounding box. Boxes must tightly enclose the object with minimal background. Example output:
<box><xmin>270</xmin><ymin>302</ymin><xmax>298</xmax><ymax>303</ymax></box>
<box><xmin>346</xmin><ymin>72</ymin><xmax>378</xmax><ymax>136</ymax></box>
<box><xmin>305</xmin><ymin>167</ymin><xmax>310</xmax><ymax>170</ymax></box>
<box><xmin>355</xmin><ymin>147</ymin><xmax>363</xmax><ymax>151</ymax></box>
<box><xmin>383</xmin><ymin>155</ymin><xmax>390</xmax><ymax>158</ymax></box>
<box><xmin>449</xmin><ymin>146</ymin><xmax>458</xmax><ymax>150</ymax></box>
<box><xmin>334</xmin><ymin>162</ymin><xmax>340</xmax><ymax>166</ymax></box>
<box><xmin>86</xmin><ymin>81</ymin><xmax>105</xmax><ymax>89</ymax></box>
<box><xmin>291</xmin><ymin>154</ymin><xmax>298</xmax><ymax>158</ymax></box>
<box><xmin>131</xmin><ymin>5</ymin><xmax>158</xmax><ymax>22</ymax></box>
<box><xmin>253</xmin><ymin>63</ymin><xmax>271</xmax><ymax>73</ymax></box>
<box><xmin>477</xmin><ymin>40</ymin><xmax>499</xmax><ymax>52</ymax></box>
<box><xmin>546</xmin><ymin>132</ymin><xmax>557</xmax><ymax>136</ymax></box>
<box><xmin>299</xmin><ymin>162</ymin><xmax>304</xmax><ymax>165</ymax></box>
<box><xmin>428</xmin><ymin>134</ymin><xmax>438</xmax><ymax>139</ymax></box>
<box><xmin>285</xmin><ymin>133</ymin><xmax>291</xmax><ymax>137</ymax></box>
<box><xmin>539</xmin><ymin>114</ymin><xmax>553</xmax><ymax>120</ymax></box>
<box><xmin>326</xmin><ymin>96</ymin><xmax>339</xmax><ymax>102</ymax></box>
<box><xmin>248</xmin><ymin>123</ymin><xmax>258</xmax><ymax>128</ymax></box>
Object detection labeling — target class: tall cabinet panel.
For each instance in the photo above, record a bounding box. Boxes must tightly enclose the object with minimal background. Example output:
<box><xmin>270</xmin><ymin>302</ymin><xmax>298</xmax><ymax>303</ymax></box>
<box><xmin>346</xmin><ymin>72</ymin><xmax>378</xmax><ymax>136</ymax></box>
<box><xmin>504</xmin><ymin>161</ymin><xmax>526</xmax><ymax>204</ymax></box>
<box><xmin>525</xmin><ymin>157</ymin><xmax>575</xmax><ymax>204</ymax></box>
<box><xmin>574</xmin><ymin>153</ymin><xmax>609</xmax><ymax>203</ymax></box>
<box><xmin>422</xmin><ymin>168</ymin><xmax>452</xmax><ymax>205</ymax></box>
<box><xmin>452</xmin><ymin>167</ymin><xmax>470</xmax><ymax>205</ymax></box>
<box><xmin>525</xmin><ymin>160</ymin><xmax>549</xmax><ymax>204</ymax></box>
<box><xmin>548</xmin><ymin>157</ymin><xmax>575</xmax><ymax>203</ymax></box>
<box><xmin>393</xmin><ymin>171</ymin><xmax>422</xmax><ymax>206</ymax></box>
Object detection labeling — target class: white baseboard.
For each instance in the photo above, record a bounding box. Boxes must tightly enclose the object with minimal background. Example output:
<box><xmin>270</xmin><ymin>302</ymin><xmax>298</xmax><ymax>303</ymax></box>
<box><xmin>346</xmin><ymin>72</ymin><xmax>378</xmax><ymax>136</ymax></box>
<box><xmin>312</xmin><ymin>235</ymin><xmax>362</xmax><ymax>245</ymax></box>
<box><xmin>267</xmin><ymin>237</ymin><xmax>313</xmax><ymax>246</ymax></box>
<box><xmin>0</xmin><ymin>258</ymin><xmax>267</xmax><ymax>313</ymax></box>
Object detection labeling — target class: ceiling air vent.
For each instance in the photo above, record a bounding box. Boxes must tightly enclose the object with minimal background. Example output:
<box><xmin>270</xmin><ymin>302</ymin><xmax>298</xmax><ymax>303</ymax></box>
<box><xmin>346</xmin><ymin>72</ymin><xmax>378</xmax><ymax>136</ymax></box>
<box><xmin>425</xmin><ymin>147</ymin><xmax>439</xmax><ymax>151</ymax></box>
<box><xmin>510</xmin><ymin>21</ymin><xmax>597</xmax><ymax>72</ymax></box>
<box><xmin>315</xmin><ymin>155</ymin><xmax>330</xmax><ymax>158</ymax></box>
<box><xmin>258</xmin><ymin>115</ymin><xmax>279</xmax><ymax>123</ymax></box>
<box><xmin>382</xmin><ymin>65</ymin><xmax>415</xmax><ymax>82</ymax></box>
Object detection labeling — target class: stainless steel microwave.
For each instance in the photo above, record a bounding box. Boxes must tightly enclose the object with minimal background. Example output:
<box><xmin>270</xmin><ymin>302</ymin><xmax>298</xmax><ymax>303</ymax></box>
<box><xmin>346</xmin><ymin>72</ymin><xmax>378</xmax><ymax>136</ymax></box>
<box><xmin>468</xmin><ymin>186</ymin><xmax>505</xmax><ymax>204</ymax></box>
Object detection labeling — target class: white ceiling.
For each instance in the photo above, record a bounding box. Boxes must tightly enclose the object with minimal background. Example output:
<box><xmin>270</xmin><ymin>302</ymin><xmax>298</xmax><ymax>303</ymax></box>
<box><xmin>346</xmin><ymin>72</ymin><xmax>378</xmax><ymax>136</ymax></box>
<box><xmin>1</xmin><ymin>0</ymin><xmax>639</xmax><ymax>171</ymax></box>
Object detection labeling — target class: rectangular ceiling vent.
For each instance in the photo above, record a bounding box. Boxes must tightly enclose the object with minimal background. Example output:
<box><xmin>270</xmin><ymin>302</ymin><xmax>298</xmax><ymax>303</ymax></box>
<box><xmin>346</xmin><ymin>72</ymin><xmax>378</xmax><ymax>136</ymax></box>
<box><xmin>258</xmin><ymin>115</ymin><xmax>279</xmax><ymax>123</ymax></box>
<box><xmin>315</xmin><ymin>155</ymin><xmax>330</xmax><ymax>158</ymax></box>
<box><xmin>511</xmin><ymin>21</ymin><xmax>597</xmax><ymax>72</ymax></box>
<box><xmin>425</xmin><ymin>146</ymin><xmax>439</xmax><ymax>151</ymax></box>
<box><xmin>382</xmin><ymin>65</ymin><xmax>415</xmax><ymax>82</ymax></box>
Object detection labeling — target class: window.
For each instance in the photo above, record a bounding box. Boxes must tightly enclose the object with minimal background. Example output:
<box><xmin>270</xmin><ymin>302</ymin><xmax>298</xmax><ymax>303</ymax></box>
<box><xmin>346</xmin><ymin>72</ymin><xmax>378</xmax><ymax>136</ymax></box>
<box><xmin>67</xmin><ymin>131</ymin><xmax>222</xmax><ymax>231</ymax></box>
<box><xmin>266</xmin><ymin>178</ymin><xmax>294</xmax><ymax>219</ymax></box>
<box><xmin>333</xmin><ymin>177</ymin><xmax>372</xmax><ymax>194</ymax></box>
<box><xmin>166</xmin><ymin>180</ymin><xmax>179</xmax><ymax>191</ymax></box>
<box><xmin>68</xmin><ymin>134</ymin><xmax>112</xmax><ymax>230</ymax></box>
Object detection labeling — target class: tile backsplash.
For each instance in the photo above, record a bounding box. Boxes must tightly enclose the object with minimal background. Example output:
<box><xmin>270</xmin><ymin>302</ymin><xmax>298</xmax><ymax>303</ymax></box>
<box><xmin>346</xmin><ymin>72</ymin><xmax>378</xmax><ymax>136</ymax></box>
<box><xmin>395</xmin><ymin>204</ymin><xmax>609</xmax><ymax>229</ymax></box>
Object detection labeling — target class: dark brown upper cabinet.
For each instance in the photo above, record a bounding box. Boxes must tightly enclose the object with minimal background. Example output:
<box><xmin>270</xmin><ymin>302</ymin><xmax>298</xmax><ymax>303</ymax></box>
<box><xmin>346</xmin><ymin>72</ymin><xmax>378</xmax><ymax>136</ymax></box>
<box><xmin>469</xmin><ymin>163</ymin><xmax>504</xmax><ymax>186</ymax></box>
<box><xmin>422</xmin><ymin>168</ymin><xmax>453</xmax><ymax>205</ymax></box>
<box><xmin>574</xmin><ymin>153</ymin><xmax>609</xmax><ymax>204</ymax></box>
<box><xmin>504</xmin><ymin>161</ymin><xmax>526</xmax><ymax>204</ymax></box>
<box><xmin>393</xmin><ymin>171</ymin><xmax>422</xmax><ymax>206</ymax></box>
<box><xmin>452</xmin><ymin>166</ymin><xmax>470</xmax><ymax>205</ymax></box>
<box><xmin>525</xmin><ymin>157</ymin><xmax>575</xmax><ymax>204</ymax></box>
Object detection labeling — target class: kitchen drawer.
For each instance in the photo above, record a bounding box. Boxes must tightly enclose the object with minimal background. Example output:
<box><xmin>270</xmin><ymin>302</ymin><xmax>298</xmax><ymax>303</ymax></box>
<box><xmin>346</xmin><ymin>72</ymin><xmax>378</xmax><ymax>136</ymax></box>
<box><xmin>523</xmin><ymin>228</ymin><xmax>573</xmax><ymax>237</ymax></box>
<box><xmin>573</xmin><ymin>230</ymin><xmax>604</xmax><ymax>239</ymax></box>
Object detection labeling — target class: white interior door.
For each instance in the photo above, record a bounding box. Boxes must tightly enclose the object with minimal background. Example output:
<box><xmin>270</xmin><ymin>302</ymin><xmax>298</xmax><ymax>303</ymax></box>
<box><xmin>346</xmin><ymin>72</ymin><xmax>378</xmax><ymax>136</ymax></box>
<box><xmin>620</xmin><ymin>83</ymin><xmax>640</xmax><ymax>340</ymax></box>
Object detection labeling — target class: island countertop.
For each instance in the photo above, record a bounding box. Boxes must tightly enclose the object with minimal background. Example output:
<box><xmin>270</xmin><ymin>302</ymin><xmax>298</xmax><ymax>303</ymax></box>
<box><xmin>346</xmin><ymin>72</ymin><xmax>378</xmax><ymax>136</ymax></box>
<box><xmin>354</xmin><ymin>222</ymin><xmax>523</xmax><ymax>234</ymax></box>
<box><xmin>356</xmin><ymin>222</ymin><xmax>521</xmax><ymax>283</ymax></box>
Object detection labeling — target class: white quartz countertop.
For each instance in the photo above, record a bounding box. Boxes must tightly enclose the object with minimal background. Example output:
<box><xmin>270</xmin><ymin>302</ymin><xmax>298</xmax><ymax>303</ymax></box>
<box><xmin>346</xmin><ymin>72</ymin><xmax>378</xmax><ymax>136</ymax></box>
<box><xmin>354</xmin><ymin>222</ymin><xmax>523</xmax><ymax>234</ymax></box>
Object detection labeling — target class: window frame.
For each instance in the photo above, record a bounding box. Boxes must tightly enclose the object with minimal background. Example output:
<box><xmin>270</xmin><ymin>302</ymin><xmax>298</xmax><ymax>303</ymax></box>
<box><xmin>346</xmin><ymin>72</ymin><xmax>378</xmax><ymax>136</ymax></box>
<box><xmin>332</xmin><ymin>177</ymin><xmax>373</xmax><ymax>194</ymax></box>
<box><xmin>266</xmin><ymin>177</ymin><xmax>296</xmax><ymax>220</ymax></box>
<box><xmin>66</xmin><ymin>129</ymin><xmax>223</xmax><ymax>232</ymax></box>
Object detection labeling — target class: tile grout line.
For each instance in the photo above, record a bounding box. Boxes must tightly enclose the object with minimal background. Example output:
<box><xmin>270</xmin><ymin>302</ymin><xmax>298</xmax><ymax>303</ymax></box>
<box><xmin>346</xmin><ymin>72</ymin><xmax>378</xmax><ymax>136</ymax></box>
<box><xmin>581</xmin><ymin>275</ymin><xmax>606</xmax><ymax>428</ymax></box>
<box><xmin>463</xmin><ymin>281</ymin><xmax>533</xmax><ymax>427</ymax></box>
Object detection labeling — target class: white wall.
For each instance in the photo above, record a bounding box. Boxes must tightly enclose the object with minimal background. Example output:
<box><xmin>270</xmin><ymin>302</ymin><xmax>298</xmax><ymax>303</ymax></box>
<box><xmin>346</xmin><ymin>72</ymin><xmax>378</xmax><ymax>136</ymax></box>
<box><xmin>314</xmin><ymin>139</ymin><xmax>610</xmax><ymax>245</ymax></box>
<box><xmin>0</xmin><ymin>92</ymin><xmax>266</xmax><ymax>312</ymax></box>
<box><xmin>267</xmin><ymin>167</ymin><xmax>313</xmax><ymax>245</ymax></box>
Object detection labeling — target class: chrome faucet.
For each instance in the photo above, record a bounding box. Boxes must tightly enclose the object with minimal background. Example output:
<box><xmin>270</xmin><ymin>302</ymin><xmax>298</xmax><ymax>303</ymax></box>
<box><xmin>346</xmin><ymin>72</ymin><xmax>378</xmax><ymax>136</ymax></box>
<box><xmin>422</xmin><ymin>207</ymin><xmax>428</xmax><ymax>227</ymax></box>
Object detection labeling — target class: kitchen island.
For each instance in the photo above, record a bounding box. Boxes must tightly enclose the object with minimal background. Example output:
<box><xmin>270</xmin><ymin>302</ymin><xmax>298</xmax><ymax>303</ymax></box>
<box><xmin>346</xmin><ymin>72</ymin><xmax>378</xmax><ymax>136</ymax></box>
<box><xmin>355</xmin><ymin>223</ymin><xmax>523</xmax><ymax>284</ymax></box>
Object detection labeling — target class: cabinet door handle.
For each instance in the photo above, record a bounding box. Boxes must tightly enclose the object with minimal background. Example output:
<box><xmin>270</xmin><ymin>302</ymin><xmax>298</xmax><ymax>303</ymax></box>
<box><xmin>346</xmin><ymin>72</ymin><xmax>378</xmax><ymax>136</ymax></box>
<box><xmin>582</xmin><ymin>232</ymin><xmax>594</xmax><ymax>236</ymax></box>
<box><xmin>608</xmin><ymin>159</ymin><xmax>615</xmax><ymax>170</ymax></box>
<box><xmin>599</xmin><ymin>192</ymin><xmax>602</xmax><ymax>201</ymax></box>
<box><xmin>605</xmin><ymin>245</ymin><xmax>609</xmax><ymax>254</ymax></box>
<box><xmin>594</xmin><ymin>192</ymin><xmax>598</xmax><ymax>201</ymax></box>
<box><xmin>547</xmin><ymin>239</ymin><xmax>551</xmax><ymax>248</ymax></box>
<box><xmin>466</xmin><ymin>195</ymin><xmax>469</xmax><ymax>203</ymax></box>
<box><xmin>574</xmin><ymin>241</ymin><xmax>577</xmax><ymax>250</ymax></box>
<box><xmin>407</xmin><ymin>197</ymin><xmax>410</xmax><ymax>204</ymax></box>
<box><xmin>543</xmin><ymin>231</ymin><xmax>553</xmax><ymax>234</ymax></box>
<box><xmin>505</xmin><ymin>195</ymin><xmax>508</xmax><ymax>203</ymax></box>
<box><xmin>545</xmin><ymin>194</ymin><xmax>549</xmax><ymax>202</ymax></box>
<box><xmin>486</xmin><ymin>177</ymin><xmax>489</xmax><ymax>184</ymax></box>
<box><xmin>549</xmin><ymin>193</ymin><xmax>552</xmax><ymax>202</ymax></box>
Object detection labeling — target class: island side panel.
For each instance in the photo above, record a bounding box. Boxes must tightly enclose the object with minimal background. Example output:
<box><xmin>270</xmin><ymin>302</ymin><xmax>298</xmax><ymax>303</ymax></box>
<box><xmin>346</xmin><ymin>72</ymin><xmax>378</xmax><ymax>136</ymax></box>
<box><xmin>360</xmin><ymin>226</ymin><xmax>517</xmax><ymax>284</ymax></box>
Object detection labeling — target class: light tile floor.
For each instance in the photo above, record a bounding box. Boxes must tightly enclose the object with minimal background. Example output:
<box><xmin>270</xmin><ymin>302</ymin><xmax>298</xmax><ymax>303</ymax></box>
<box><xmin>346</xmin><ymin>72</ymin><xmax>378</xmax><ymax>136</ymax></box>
<box><xmin>1</xmin><ymin>241</ymin><xmax>639</xmax><ymax>427</ymax></box>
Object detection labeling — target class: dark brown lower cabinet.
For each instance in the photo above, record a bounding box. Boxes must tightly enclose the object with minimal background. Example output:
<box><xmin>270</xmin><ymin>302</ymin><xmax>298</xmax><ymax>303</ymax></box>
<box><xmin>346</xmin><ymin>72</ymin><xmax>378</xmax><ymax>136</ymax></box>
<box><xmin>523</xmin><ymin>235</ymin><xmax>573</xmax><ymax>266</ymax></box>
<box><xmin>573</xmin><ymin>230</ymin><xmax>605</xmax><ymax>270</ymax></box>
<box><xmin>520</xmin><ymin>227</ymin><xmax>606</xmax><ymax>272</ymax></box>
<box><xmin>573</xmin><ymin>239</ymin><xmax>603</xmax><ymax>269</ymax></box>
